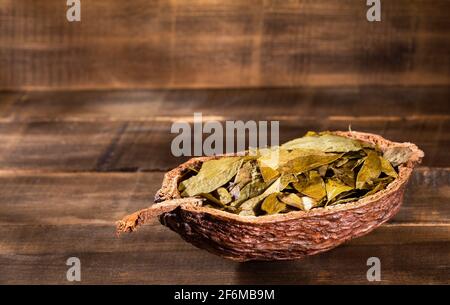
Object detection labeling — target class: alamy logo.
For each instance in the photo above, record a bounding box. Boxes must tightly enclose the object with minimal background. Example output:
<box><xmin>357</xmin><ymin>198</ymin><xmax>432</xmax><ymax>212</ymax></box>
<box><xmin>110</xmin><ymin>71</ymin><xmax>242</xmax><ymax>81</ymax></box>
<box><xmin>366</xmin><ymin>257</ymin><xmax>381</xmax><ymax>281</ymax></box>
<box><xmin>66</xmin><ymin>257</ymin><xmax>81</xmax><ymax>282</ymax></box>
<box><xmin>366</xmin><ymin>0</ymin><xmax>381</xmax><ymax>22</ymax></box>
<box><xmin>66</xmin><ymin>0</ymin><xmax>81</xmax><ymax>22</ymax></box>
<box><xmin>171</xmin><ymin>113</ymin><xmax>279</xmax><ymax>157</ymax></box>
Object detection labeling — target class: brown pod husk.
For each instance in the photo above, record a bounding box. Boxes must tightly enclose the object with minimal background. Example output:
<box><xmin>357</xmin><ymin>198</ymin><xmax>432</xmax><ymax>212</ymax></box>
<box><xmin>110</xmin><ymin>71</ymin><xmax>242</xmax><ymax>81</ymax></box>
<box><xmin>117</xmin><ymin>131</ymin><xmax>424</xmax><ymax>261</ymax></box>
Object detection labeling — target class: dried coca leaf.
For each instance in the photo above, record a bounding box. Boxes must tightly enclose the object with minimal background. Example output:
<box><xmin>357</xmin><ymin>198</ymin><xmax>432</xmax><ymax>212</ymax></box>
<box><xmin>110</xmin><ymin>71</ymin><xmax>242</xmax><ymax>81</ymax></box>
<box><xmin>351</xmin><ymin>157</ymin><xmax>366</xmax><ymax>170</ymax></box>
<box><xmin>232</xmin><ymin>178</ymin><xmax>267</xmax><ymax>206</ymax></box>
<box><xmin>217</xmin><ymin>187</ymin><xmax>232</xmax><ymax>204</ymax></box>
<box><xmin>282</xmin><ymin>134</ymin><xmax>362</xmax><ymax>152</ymax></box>
<box><xmin>331</xmin><ymin>163</ymin><xmax>355</xmax><ymax>187</ymax></box>
<box><xmin>372</xmin><ymin>176</ymin><xmax>395</xmax><ymax>184</ymax></box>
<box><xmin>200</xmin><ymin>193</ymin><xmax>238</xmax><ymax>213</ymax></box>
<box><xmin>278</xmin><ymin>193</ymin><xmax>302</xmax><ymax>208</ymax></box>
<box><xmin>259</xmin><ymin>166</ymin><xmax>280</xmax><ymax>182</ymax></box>
<box><xmin>365</xmin><ymin>180</ymin><xmax>389</xmax><ymax>196</ymax></box>
<box><xmin>229</xmin><ymin>161</ymin><xmax>259</xmax><ymax>200</ymax></box>
<box><xmin>334</xmin><ymin>157</ymin><xmax>350</xmax><ymax>168</ymax></box>
<box><xmin>356</xmin><ymin>150</ymin><xmax>381</xmax><ymax>189</ymax></box>
<box><xmin>278</xmin><ymin>193</ymin><xmax>315</xmax><ymax>211</ymax></box>
<box><xmin>325</xmin><ymin>178</ymin><xmax>354</xmax><ymax>202</ymax></box>
<box><xmin>257</xmin><ymin>148</ymin><xmax>282</xmax><ymax>181</ymax></box>
<box><xmin>281</xmin><ymin>152</ymin><xmax>343</xmax><ymax>175</ymax></box>
<box><xmin>380</xmin><ymin>156</ymin><xmax>398</xmax><ymax>178</ymax></box>
<box><xmin>368</xmin><ymin>176</ymin><xmax>395</xmax><ymax>190</ymax></box>
<box><xmin>261</xmin><ymin>193</ymin><xmax>286</xmax><ymax>215</ymax></box>
<box><xmin>238</xmin><ymin>177</ymin><xmax>282</xmax><ymax>216</ymax></box>
<box><xmin>293</xmin><ymin>171</ymin><xmax>326</xmax><ymax>201</ymax></box>
<box><xmin>280</xmin><ymin>173</ymin><xmax>298</xmax><ymax>189</ymax></box>
<box><xmin>257</xmin><ymin>148</ymin><xmax>309</xmax><ymax>181</ymax></box>
<box><xmin>181</xmin><ymin>157</ymin><xmax>243</xmax><ymax>196</ymax></box>
<box><xmin>344</xmin><ymin>150</ymin><xmax>367</xmax><ymax>160</ymax></box>
<box><xmin>233</xmin><ymin>161</ymin><xmax>256</xmax><ymax>188</ymax></box>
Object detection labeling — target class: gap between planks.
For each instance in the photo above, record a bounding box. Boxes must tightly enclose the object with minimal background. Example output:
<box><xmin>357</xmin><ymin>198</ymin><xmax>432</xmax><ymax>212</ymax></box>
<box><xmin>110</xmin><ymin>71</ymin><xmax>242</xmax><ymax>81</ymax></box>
<box><xmin>0</xmin><ymin>114</ymin><xmax>449</xmax><ymax>124</ymax></box>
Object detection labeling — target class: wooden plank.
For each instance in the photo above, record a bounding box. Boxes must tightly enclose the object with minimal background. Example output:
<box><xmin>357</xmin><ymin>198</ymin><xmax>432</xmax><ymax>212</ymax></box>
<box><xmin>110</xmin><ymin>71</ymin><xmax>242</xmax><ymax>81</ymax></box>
<box><xmin>0</xmin><ymin>91</ymin><xmax>24</xmax><ymax>119</ymax></box>
<box><xmin>1</xmin><ymin>87</ymin><xmax>449</xmax><ymax>122</ymax></box>
<box><xmin>0</xmin><ymin>224</ymin><xmax>448</xmax><ymax>284</ymax></box>
<box><xmin>0</xmin><ymin>121</ymin><xmax>127</xmax><ymax>171</ymax></box>
<box><xmin>0</xmin><ymin>172</ymin><xmax>160</xmax><ymax>226</ymax></box>
<box><xmin>1</xmin><ymin>1</ymin><xmax>449</xmax><ymax>90</ymax></box>
<box><xmin>0</xmin><ymin>168</ymin><xmax>448</xmax><ymax>227</ymax></box>
<box><xmin>0</xmin><ymin>118</ymin><xmax>448</xmax><ymax>171</ymax></box>
<box><xmin>398</xmin><ymin>167</ymin><xmax>450</xmax><ymax>224</ymax></box>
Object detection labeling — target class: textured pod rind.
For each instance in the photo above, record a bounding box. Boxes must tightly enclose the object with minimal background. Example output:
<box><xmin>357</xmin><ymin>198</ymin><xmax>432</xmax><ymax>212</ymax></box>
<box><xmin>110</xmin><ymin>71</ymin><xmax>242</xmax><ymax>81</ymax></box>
<box><xmin>155</xmin><ymin>131</ymin><xmax>424</xmax><ymax>261</ymax></box>
<box><xmin>159</xmin><ymin>184</ymin><xmax>405</xmax><ymax>261</ymax></box>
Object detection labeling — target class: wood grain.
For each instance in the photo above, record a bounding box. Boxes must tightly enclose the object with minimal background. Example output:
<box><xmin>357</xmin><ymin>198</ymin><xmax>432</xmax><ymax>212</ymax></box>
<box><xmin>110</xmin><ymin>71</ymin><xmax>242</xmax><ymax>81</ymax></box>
<box><xmin>1</xmin><ymin>86</ymin><xmax>449</xmax><ymax>122</ymax></box>
<box><xmin>0</xmin><ymin>117</ymin><xmax>448</xmax><ymax>171</ymax></box>
<box><xmin>1</xmin><ymin>0</ymin><xmax>449</xmax><ymax>90</ymax></box>
<box><xmin>0</xmin><ymin>88</ymin><xmax>448</xmax><ymax>171</ymax></box>
<box><xmin>0</xmin><ymin>224</ymin><xmax>448</xmax><ymax>284</ymax></box>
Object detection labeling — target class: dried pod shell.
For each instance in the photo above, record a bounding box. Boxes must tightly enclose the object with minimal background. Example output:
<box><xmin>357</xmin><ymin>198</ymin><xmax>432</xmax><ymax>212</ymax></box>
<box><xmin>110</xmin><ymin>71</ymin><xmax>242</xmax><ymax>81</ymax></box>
<box><xmin>117</xmin><ymin>131</ymin><xmax>424</xmax><ymax>261</ymax></box>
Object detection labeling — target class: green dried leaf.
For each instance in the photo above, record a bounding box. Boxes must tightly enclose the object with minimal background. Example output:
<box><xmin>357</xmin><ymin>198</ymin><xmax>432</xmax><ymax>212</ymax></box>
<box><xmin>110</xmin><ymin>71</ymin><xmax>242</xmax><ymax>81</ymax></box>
<box><xmin>281</xmin><ymin>134</ymin><xmax>362</xmax><ymax>152</ymax></box>
<box><xmin>351</xmin><ymin>157</ymin><xmax>366</xmax><ymax>170</ymax></box>
<box><xmin>304</xmin><ymin>131</ymin><xmax>319</xmax><ymax>137</ymax></box>
<box><xmin>257</xmin><ymin>148</ymin><xmax>302</xmax><ymax>181</ymax></box>
<box><xmin>230</xmin><ymin>161</ymin><xmax>260</xmax><ymax>200</ymax></box>
<box><xmin>356</xmin><ymin>151</ymin><xmax>381</xmax><ymax>189</ymax></box>
<box><xmin>293</xmin><ymin>171</ymin><xmax>326</xmax><ymax>201</ymax></box>
<box><xmin>259</xmin><ymin>166</ymin><xmax>280</xmax><ymax>182</ymax></box>
<box><xmin>238</xmin><ymin>177</ymin><xmax>282</xmax><ymax>216</ymax></box>
<box><xmin>325</xmin><ymin>178</ymin><xmax>353</xmax><ymax>202</ymax></box>
<box><xmin>257</xmin><ymin>147</ymin><xmax>282</xmax><ymax>167</ymax></box>
<box><xmin>261</xmin><ymin>193</ymin><xmax>286</xmax><ymax>215</ymax></box>
<box><xmin>331</xmin><ymin>164</ymin><xmax>355</xmax><ymax>187</ymax></box>
<box><xmin>365</xmin><ymin>181</ymin><xmax>389</xmax><ymax>197</ymax></box>
<box><xmin>369</xmin><ymin>176</ymin><xmax>395</xmax><ymax>189</ymax></box>
<box><xmin>200</xmin><ymin>193</ymin><xmax>238</xmax><ymax>213</ymax></box>
<box><xmin>231</xmin><ymin>178</ymin><xmax>267</xmax><ymax>207</ymax></box>
<box><xmin>178</xmin><ymin>181</ymin><xmax>187</xmax><ymax>192</ymax></box>
<box><xmin>234</xmin><ymin>161</ymin><xmax>256</xmax><ymax>188</ymax></box>
<box><xmin>278</xmin><ymin>193</ymin><xmax>316</xmax><ymax>211</ymax></box>
<box><xmin>200</xmin><ymin>192</ymin><xmax>223</xmax><ymax>206</ymax></box>
<box><xmin>181</xmin><ymin>157</ymin><xmax>243</xmax><ymax>196</ymax></box>
<box><xmin>380</xmin><ymin>156</ymin><xmax>398</xmax><ymax>178</ymax></box>
<box><xmin>373</xmin><ymin>176</ymin><xmax>395</xmax><ymax>184</ymax></box>
<box><xmin>334</xmin><ymin>157</ymin><xmax>350</xmax><ymax>168</ymax></box>
<box><xmin>217</xmin><ymin>187</ymin><xmax>232</xmax><ymax>204</ymax></box>
<box><xmin>280</xmin><ymin>174</ymin><xmax>298</xmax><ymax>190</ymax></box>
<box><xmin>281</xmin><ymin>152</ymin><xmax>343</xmax><ymax>175</ymax></box>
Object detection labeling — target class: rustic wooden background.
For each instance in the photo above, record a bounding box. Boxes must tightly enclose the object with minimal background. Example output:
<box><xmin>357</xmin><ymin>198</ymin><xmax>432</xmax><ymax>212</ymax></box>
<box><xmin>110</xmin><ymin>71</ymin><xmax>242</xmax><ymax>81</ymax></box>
<box><xmin>0</xmin><ymin>0</ymin><xmax>449</xmax><ymax>284</ymax></box>
<box><xmin>1</xmin><ymin>0</ymin><xmax>449</xmax><ymax>90</ymax></box>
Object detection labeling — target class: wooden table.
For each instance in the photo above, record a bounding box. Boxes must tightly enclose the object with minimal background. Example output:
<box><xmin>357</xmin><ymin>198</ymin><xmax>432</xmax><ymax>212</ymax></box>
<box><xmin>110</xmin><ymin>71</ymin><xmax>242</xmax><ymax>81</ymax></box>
<box><xmin>0</xmin><ymin>87</ymin><xmax>448</xmax><ymax>284</ymax></box>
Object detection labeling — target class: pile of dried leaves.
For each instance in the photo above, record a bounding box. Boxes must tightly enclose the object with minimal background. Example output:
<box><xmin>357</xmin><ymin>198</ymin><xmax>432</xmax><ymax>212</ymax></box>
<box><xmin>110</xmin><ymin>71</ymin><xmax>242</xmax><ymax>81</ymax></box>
<box><xmin>178</xmin><ymin>132</ymin><xmax>411</xmax><ymax>216</ymax></box>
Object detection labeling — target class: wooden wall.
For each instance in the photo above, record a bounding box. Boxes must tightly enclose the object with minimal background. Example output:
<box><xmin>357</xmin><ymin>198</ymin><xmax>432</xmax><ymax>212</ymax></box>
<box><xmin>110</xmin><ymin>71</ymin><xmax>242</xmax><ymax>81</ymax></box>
<box><xmin>1</xmin><ymin>0</ymin><xmax>449</xmax><ymax>90</ymax></box>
